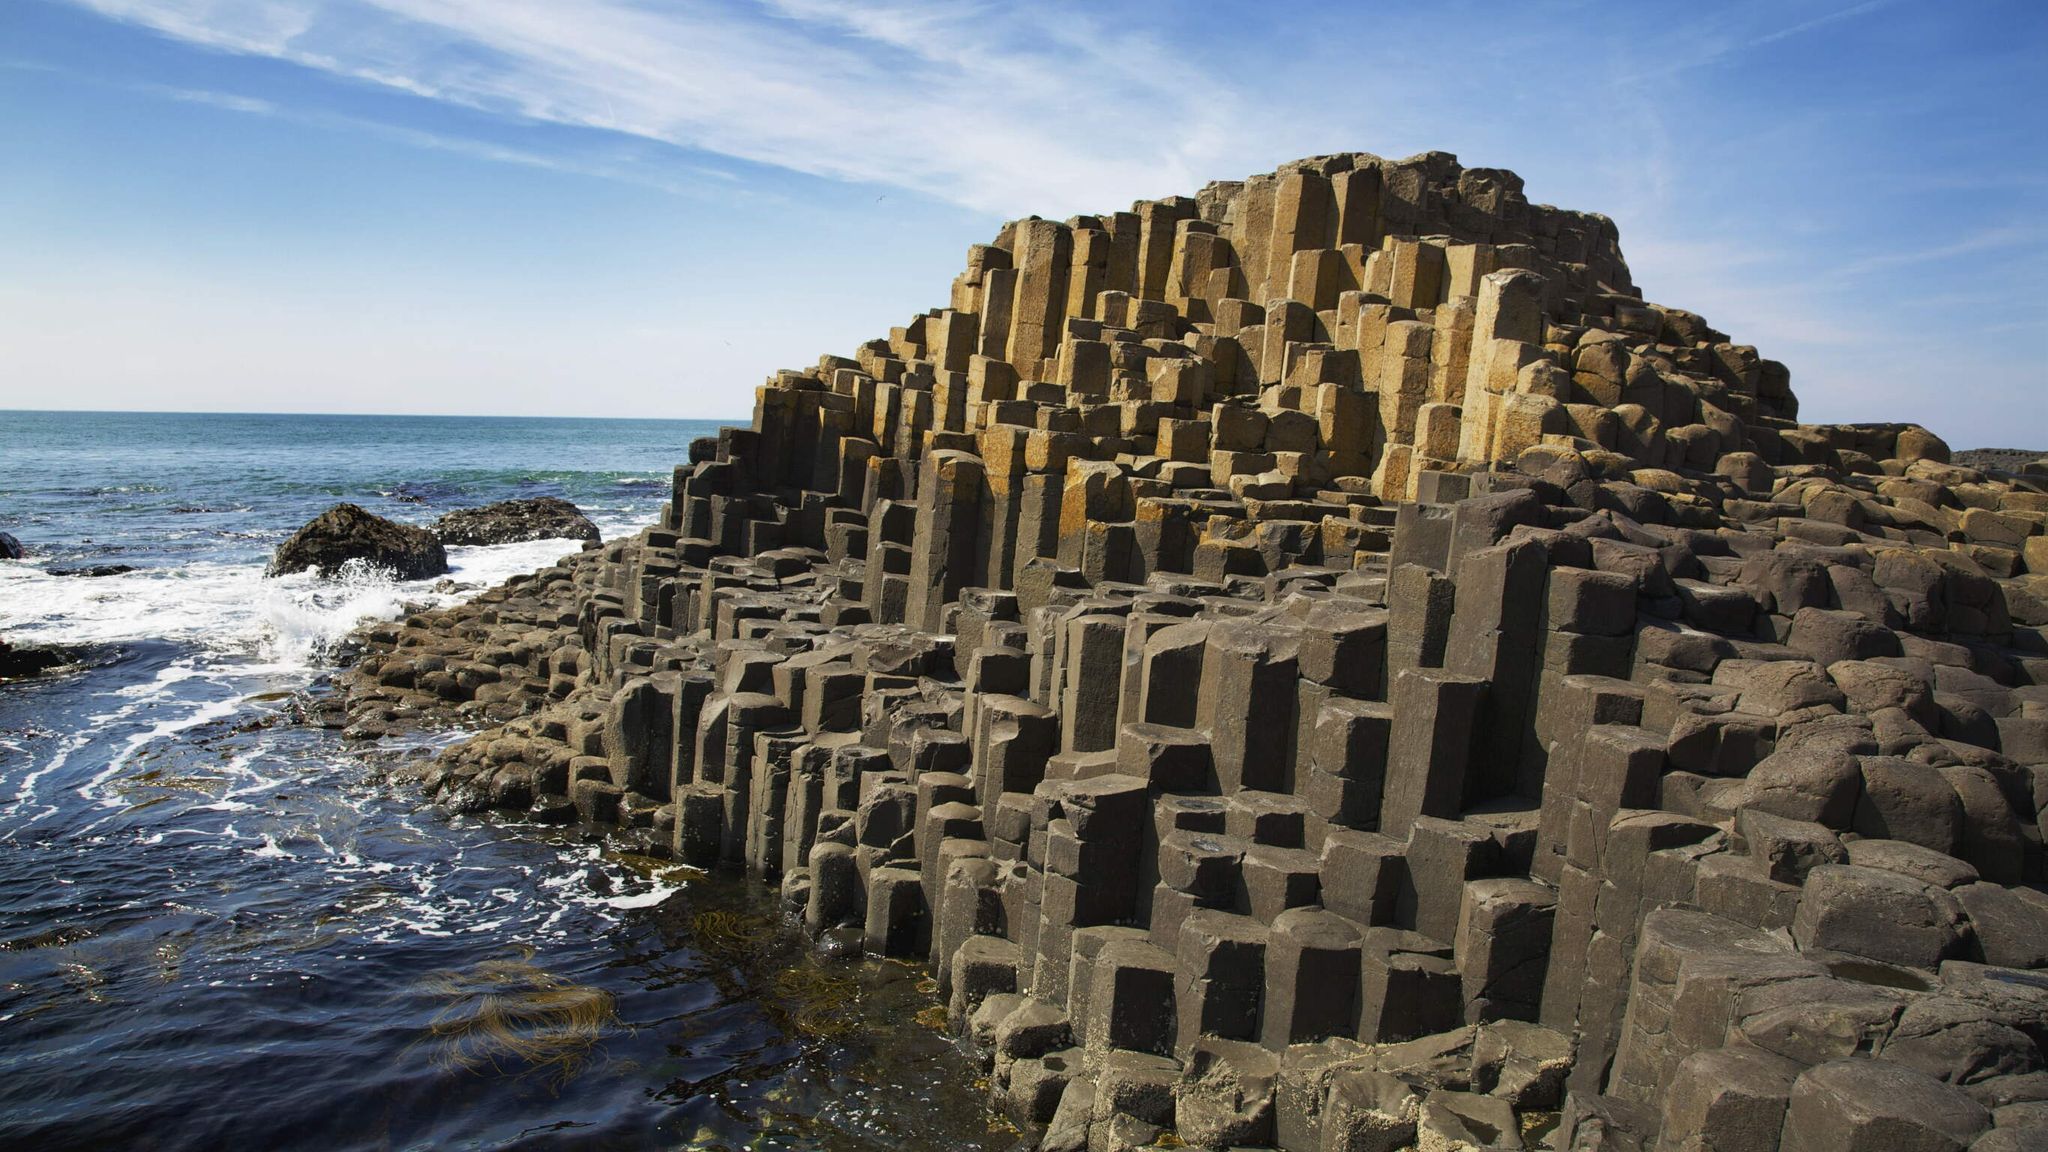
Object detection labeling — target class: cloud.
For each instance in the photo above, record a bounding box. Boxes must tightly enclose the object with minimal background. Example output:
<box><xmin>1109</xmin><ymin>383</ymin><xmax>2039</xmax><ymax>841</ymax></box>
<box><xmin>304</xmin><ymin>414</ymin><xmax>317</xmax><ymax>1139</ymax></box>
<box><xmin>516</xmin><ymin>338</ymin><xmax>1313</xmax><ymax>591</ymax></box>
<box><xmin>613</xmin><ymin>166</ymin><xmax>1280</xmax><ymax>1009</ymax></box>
<box><xmin>154</xmin><ymin>84</ymin><xmax>276</xmax><ymax>114</ymax></box>
<box><xmin>1749</xmin><ymin>0</ymin><xmax>1896</xmax><ymax>48</ymax></box>
<box><xmin>65</xmin><ymin>0</ymin><xmax>1259</xmax><ymax>216</ymax></box>
<box><xmin>1826</xmin><ymin>225</ymin><xmax>2048</xmax><ymax>280</ymax></box>
<box><xmin>32</xmin><ymin>0</ymin><xmax>2048</xmax><ymax>445</ymax></box>
<box><xmin>1613</xmin><ymin>0</ymin><xmax>1901</xmax><ymax>84</ymax></box>
<box><xmin>28</xmin><ymin>55</ymin><xmax>749</xmax><ymax>198</ymax></box>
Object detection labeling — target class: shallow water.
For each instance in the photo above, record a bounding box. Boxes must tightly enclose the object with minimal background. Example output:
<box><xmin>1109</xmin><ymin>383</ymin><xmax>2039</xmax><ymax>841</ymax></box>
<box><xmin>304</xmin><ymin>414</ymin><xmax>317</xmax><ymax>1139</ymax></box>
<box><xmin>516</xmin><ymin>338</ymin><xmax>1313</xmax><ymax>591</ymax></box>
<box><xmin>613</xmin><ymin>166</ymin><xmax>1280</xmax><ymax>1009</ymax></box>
<box><xmin>0</xmin><ymin>411</ymin><xmax>1003</xmax><ymax>1151</ymax></box>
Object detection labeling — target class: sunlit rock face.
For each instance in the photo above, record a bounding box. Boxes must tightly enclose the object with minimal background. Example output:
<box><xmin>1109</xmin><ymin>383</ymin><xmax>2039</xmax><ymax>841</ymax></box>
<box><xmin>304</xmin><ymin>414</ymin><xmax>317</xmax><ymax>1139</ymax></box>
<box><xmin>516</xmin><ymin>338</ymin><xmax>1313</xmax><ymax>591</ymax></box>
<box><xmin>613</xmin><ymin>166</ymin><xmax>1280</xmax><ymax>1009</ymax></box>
<box><xmin>333</xmin><ymin>151</ymin><xmax>2048</xmax><ymax>1152</ymax></box>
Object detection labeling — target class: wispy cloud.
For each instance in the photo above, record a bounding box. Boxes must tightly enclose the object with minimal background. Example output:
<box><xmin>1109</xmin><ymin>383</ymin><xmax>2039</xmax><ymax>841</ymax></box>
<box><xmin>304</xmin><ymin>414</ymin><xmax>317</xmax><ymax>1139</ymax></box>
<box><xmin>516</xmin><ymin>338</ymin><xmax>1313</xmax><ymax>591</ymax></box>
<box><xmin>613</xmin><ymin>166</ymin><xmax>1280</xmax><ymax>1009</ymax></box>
<box><xmin>1826</xmin><ymin>225</ymin><xmax>2048</xmax><ymax>279</ymax></box>
<box><xmin>64</xmin><ymin>0</ymin><xmax>1257</xmax><ymax>216</ymax></box>
<box><xmin>1749</xmin><ymin>0</ymin><xmax>1895</xmax><ymax>48</ymax></box>
<box><xmin>1614</xmin><ymin>0</ymin><xmax>1901</xmax><ymax>84</ymax></box>
<box><xmin>154</xmin><ymin>84</ymin><xmax>276</xmax><ymax>114</ymax></box>
<box><xmin>29</xmin><ymin>55</ymin><xmax>748</xmax><ymax>198</ymax></box>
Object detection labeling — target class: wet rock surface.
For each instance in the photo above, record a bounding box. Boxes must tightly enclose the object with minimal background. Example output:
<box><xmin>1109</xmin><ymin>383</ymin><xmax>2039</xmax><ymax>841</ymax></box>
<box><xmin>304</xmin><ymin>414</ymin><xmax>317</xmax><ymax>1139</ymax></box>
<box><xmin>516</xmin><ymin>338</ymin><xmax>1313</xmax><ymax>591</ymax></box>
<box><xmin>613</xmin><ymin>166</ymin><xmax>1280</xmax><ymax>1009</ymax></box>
<box><xmin>432</xmin><ymin>496</ymin><xmax>601</xmax><ymax>547</ymax></box>
<box><xmin>46</xmin><ymin>564</ymin><xmax>137</xmax><ymax>577</ymax></box>
<box><xmin>0</xmin><ymin>637</ymin><xmax>78</xmax><ymax>681</ymax></box>
<box><xmin>322</xmin><ymin>151</ymin><xmax>2048</xmax><ymax>1151</ymax></box>
<box><xmin>269</xmin><ymin>502</ymin><xmax>448</xmax><ymax>580</ymax></box>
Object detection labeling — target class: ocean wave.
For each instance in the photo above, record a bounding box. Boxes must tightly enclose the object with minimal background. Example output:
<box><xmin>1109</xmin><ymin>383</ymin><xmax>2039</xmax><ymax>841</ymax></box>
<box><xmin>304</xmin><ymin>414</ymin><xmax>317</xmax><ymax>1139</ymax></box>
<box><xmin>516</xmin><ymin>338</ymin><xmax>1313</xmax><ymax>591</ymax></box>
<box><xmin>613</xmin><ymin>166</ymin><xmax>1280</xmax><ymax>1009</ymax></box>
<box><xmin>75</xmin><ymin>484</ymin><xmax>172</xmax><ymax>496</ymax></box>
<box><xmin>0</xmin><ymin>537</ymin><xmax>592</xmax><ymax>667</ymax></box>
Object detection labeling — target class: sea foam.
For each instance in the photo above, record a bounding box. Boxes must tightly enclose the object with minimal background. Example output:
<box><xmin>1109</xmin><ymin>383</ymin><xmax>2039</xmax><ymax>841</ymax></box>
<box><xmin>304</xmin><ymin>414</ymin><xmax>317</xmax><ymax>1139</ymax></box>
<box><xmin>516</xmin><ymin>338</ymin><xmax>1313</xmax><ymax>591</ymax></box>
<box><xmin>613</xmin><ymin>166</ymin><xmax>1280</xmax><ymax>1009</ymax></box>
<box><xmin>0</xmin><ymin>536</ymin><xmax>595</xmax><ymax>670</ymax></box>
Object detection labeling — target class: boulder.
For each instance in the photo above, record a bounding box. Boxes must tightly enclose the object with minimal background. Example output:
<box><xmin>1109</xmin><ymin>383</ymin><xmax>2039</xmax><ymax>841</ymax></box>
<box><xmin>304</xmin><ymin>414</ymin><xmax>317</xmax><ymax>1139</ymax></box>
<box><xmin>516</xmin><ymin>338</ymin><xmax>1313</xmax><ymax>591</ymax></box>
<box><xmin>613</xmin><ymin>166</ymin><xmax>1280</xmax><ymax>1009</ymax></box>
<box><xmin>1883</xmin><ymin>995</ymin><xmax>2044</xmax><ymax>1087</ymax></box>
<box><xmin>0</xmin><ymin>638</ymin><xmax>75</xmax><ymax>680</ymax></box>
<box><xmin>432</xmin><ymin>497</ymin><xmax>601</xmax><ymax>546</ymax></box>
<box><xmin>1781</xmin><ymin>1057</ymin><xmax>1989</xmax><ymax>1151</ymax></box>
<box><xmin>1853</xmin><ymin>756</ymin><xmax>1966</xmax><ymax>855</ymax></box>
<box><xmin>1731</xmin><ymin>747</ymin><xmax>1865</xmax><ymax>828</ymax></box>
<box><xmin>1790</xmin><ymin>607</ymin><xmax>1903</xmax><ymax>667</ymax></box>
<box><xmin>1845</xmin><ymin>838</ymin><xmax>1980</xmax><ymax>889</ymax></box>
<box><xmin>269</xmin><ymin>503</ymin><xmax>448</xmax><ymax>580</ymax></box>
<box><xmin>1792</xmin><ymin>864</ymin><xmax>1974</xmax><ymax>970</ymax></box>
<box><xmin>0</xmin><ymin>531</ymin><xmax>21</xmax><ymax>560</ymax></box>
<box><xmin>1954</xmin><ymin>883</ymin><xmax>2048</xmax><ymax>969</ymax></box>
<box><xmin>1660</xmin><ymin>1045</ymin><xmax>1803</xmax><ymax>1152</ymax></box>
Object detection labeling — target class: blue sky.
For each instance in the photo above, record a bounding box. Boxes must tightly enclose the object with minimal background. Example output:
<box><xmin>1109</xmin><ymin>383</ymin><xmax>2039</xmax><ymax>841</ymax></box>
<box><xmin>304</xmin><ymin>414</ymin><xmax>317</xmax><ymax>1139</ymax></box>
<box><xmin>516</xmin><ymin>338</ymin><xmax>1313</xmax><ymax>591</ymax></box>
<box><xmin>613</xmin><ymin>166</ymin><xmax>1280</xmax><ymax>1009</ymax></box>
<box><xmin>1</xmin><ymin>1</ymin><xmax>2042</xmax><ymax>447</ymax></box>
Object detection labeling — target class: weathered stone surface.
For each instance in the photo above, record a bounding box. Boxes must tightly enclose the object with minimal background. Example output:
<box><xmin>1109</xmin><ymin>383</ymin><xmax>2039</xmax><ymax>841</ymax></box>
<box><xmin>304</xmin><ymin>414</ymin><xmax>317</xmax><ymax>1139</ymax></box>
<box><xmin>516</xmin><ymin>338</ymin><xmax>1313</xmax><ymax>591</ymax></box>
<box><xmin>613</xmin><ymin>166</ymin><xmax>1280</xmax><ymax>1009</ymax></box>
<box><xmin>270</xmin><ymin>502</ymin><xmax>447</xmax><ymax>579</ymax></box>
<box><xmin>1780</xmin><ymin>1058</ymin><xmax>1989</xmax><ymax>1152</ymax></box>
<box><xmin>1659</xmin><ymin>1045</ymin><xmax>1803</xmax><ymax>1152</ymax></box>
<box><xmin>1792</xmin><ymin>864</ymin><xmax>1974</xmax><ymax>970</ymax></box>
<box><xmin>433</xmin><ymin>497</ymin><xmax>601</xmax><ymax>545</ymax></box>
<box><xmin>323</xmin><ymin>149</ymin><xmax>2048</xmax><ymax>1152</ymax></box>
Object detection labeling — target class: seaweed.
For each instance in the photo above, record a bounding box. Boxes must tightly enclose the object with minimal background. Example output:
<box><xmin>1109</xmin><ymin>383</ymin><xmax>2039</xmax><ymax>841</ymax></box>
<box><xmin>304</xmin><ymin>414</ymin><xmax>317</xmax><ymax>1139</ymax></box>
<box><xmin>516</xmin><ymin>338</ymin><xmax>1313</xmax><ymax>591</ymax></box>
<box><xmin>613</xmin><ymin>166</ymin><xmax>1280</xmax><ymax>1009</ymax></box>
<box><xmin>411</xmin><ymin>947</ymin><xmax>618</xmax><ymax>1090</ymax></box>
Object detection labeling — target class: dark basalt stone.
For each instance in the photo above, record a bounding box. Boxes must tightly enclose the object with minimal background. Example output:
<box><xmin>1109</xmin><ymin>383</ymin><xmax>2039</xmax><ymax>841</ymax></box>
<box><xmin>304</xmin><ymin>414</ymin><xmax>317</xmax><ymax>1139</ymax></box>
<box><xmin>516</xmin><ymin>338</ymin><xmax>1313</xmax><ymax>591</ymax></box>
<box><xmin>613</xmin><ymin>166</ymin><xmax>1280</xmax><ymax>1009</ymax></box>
<box><xmin>0</xmin><ymin>532</ymin><xmax>21</xmax><ymax>560</ymax></box>
<box><xmin>269</xmin><ymin>503</ymin><xmax>448</xmax><ymax>580</ymax></box>
<box><xmin>308</xmin><ymin>151</ymin><xmax>2048</xmax><ymax>1152</ymax></box>
<box><xmin>432</xmin><ymin>497</ymin><xmax>600</xmax><ymax>547</ymax></box>
<box><xmin>0</xmin><ymin>638</ymin><xmax>76</xmax><ymax>681</ymax></box>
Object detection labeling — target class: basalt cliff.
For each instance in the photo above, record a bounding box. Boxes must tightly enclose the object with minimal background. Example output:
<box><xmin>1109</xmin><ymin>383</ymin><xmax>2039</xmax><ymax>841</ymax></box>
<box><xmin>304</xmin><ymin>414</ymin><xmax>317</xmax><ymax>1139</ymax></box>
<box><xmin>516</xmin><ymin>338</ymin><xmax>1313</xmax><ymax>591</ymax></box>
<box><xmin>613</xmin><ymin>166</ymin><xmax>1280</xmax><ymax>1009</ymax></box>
<box><xmin>331</xmin><ymin>152</ymin><xmax>2048</xmax><ymax>1152</ymax></box>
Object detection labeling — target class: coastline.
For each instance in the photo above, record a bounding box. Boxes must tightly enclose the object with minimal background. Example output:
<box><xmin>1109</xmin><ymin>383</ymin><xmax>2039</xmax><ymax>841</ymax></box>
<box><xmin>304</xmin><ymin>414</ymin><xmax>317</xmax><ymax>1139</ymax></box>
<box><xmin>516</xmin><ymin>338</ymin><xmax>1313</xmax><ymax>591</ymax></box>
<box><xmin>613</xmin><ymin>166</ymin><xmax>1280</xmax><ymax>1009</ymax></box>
<box><xmin>314</xmin><ymin>152</ymin><xmax>2048</xmax><ymax>1152</ymax></box>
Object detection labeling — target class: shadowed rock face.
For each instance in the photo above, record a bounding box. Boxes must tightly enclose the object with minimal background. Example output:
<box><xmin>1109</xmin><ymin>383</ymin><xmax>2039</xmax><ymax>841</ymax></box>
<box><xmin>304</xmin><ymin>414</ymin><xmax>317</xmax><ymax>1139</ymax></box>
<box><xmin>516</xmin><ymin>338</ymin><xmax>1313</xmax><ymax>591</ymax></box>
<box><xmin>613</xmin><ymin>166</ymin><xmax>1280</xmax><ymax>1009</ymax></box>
<box><xmin>269</xmin><ymin>503</ymin><xmax>447</xmax><ymax>580</ymax></box>
<box><xmin>0</xmin><ymin>638</ymin><xmax>73</xmax><ymax>680</ymax></box>
<box><xmin>433</xmin><ymin>497</ymin><xmax>600</xmax><ymax>547</ymax></box>
<box><xmin>320</xmin><ymin>151</ymin><xmax>2048</xmax><ymax>1152</ymax></box>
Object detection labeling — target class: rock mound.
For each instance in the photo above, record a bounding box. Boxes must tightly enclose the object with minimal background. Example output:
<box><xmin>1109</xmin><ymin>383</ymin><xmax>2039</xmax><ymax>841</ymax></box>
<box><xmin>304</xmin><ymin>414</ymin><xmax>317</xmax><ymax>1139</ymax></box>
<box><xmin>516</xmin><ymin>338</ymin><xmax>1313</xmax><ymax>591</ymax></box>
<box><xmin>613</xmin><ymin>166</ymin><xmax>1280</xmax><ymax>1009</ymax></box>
<box><xmin>0</xmin><ymin>532</ymin><xmax>21</xmax><ymax>560</ymax></box>
<box><xmin>433</xmin><ymin>497</ymin><xmax>600</xmax><ymax>547</ymax></box>
<box><xmin>0</xmin><ymin>638</ymin><xmax>76</xmax><ymax>681</ymax></box>
<box><xmin>1954</xmin><ymin>448</ymin><xmax>2048</xmax><ymax>475</ymax></box>
<box><xmin>328</xmin><ymin>150</ymin><xmax>2048</xmax><ymax>1152</ymax></box>
<box><xmin>269</xmin><ymin>503</ymin><xmax>447</xmax><ymax>580</ymax></box>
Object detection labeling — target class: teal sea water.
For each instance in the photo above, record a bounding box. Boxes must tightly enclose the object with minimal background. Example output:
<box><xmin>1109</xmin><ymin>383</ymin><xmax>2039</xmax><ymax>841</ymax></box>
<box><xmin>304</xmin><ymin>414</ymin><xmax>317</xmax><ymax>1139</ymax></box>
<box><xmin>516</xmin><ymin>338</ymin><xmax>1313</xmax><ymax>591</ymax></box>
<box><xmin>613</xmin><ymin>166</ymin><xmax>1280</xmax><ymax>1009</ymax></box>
<box><xmin>0</xmin><ymin>411</ymin><xmax>998</xmax><ymax>1151</ymax></box>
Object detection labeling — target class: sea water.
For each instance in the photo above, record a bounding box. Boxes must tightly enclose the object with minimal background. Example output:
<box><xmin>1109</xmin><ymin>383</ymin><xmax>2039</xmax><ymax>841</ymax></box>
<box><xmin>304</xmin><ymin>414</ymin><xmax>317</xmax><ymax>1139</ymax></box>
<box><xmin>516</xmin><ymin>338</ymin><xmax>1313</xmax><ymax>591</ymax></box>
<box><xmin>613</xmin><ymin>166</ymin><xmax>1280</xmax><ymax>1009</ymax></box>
<box><xmin>0</xmin><ymin>411</ymin><xmax>1000</xmax><ymax>1151</ymax></box>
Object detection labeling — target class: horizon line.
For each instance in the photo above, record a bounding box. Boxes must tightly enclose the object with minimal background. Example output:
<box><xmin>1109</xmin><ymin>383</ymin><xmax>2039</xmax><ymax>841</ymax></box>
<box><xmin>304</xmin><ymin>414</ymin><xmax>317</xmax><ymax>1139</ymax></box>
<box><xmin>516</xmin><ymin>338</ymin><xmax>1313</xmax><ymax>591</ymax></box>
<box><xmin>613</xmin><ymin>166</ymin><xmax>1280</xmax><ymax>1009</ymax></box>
<box><xmin>0</xmin><ymin>406</ymin><xmax>748</xmax><ymax>423</ymax></box>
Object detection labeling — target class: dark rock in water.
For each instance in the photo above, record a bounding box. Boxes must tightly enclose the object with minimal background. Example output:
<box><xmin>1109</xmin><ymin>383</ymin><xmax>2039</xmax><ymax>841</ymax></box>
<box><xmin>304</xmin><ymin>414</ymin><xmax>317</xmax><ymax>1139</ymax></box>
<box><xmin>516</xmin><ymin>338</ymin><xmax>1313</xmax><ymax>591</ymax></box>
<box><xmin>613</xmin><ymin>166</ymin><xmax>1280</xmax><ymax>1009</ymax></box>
<box><xmin>432</xmin><ymin>497</ymin><xmax>600</xmax><ymax>547</ymax></box>
<box><xmin>0</xmin><ymin>638</ymin><xmax>75</xmax><ymax>681</ymax></box>
<box><xmin>0</xmin><ymin>532</ymin><xmax>21</xmax><ymax>560</ymax></box>
<box><xmin>48</xmin><ymin>564</ymin><xmax>136</xmax><ymax>578</ymax></box>
<box><xmin>386</xmin><ymin>480</ymin><xmax>457</xmax><ymax>505</ymax></box>
<box><xmin>269</xmin><ymin>503</ymin><xmax>448</xmax><ymax>580</ymax></box>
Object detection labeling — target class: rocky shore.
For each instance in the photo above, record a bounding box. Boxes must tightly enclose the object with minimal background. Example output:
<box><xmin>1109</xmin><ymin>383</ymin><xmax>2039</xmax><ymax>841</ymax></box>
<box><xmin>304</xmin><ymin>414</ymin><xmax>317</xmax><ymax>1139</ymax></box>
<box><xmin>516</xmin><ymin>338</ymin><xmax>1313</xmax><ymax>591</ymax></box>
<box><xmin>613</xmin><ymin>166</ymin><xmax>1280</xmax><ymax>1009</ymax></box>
<box><xmin>327</xmin><ymin>152</ymin><xmax>2048</xmax><ymax>1152</ymax></box>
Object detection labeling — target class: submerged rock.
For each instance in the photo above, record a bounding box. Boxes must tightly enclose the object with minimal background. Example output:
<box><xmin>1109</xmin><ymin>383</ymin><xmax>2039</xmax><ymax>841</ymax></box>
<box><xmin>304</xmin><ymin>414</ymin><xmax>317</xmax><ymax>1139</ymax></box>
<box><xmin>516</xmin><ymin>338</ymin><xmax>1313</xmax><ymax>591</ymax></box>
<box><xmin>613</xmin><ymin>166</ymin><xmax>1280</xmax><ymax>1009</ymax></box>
<box><xmin>432</xmin><ymin>497</ymin><xmax>600</xmax><ymax>547</ymax></box>
<box><xmin>48</xmin><ymin>564</ymin><xmax>136</xmax><ymax>578</ymax></box>
<box><xmin>269</xmin><ymin>503</ymin><xmax>447</xmax><ymax>580</ymax></box>
<box><xmin>0</xmin><ymin>637</ymin><xmax>76</xmax><ymax>681</ymax></box>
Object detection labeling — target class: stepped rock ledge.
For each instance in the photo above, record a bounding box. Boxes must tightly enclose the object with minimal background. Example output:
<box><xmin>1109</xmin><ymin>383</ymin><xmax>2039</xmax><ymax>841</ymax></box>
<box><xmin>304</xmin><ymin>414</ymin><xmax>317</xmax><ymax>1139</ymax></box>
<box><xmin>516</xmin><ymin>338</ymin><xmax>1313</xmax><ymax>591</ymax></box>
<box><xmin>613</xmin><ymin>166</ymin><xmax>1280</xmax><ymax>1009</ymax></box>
<box><xmin>322</xmin><ymin>151</ymin><xmax>2048</xmax><ymax>1152</ymax></box>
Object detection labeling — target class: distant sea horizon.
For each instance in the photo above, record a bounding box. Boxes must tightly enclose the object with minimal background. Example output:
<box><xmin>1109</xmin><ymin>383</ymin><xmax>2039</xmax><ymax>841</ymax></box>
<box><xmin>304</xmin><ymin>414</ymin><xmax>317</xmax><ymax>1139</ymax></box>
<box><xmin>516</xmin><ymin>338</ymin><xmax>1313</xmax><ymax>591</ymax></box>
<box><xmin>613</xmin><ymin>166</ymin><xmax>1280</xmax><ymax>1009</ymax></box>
<box><xmin>0</xmin><ymin>406</ymin><xmax>749</xmax><ymax>423</ymax></box>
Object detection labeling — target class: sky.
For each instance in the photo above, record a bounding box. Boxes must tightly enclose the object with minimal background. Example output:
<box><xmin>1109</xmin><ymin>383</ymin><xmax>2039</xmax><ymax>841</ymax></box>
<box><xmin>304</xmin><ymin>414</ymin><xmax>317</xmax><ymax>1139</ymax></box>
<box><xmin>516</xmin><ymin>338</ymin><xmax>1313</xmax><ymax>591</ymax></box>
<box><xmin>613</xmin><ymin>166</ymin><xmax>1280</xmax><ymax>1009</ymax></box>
<box><xmin>0</xmin><ymin>1</ymin><xmax>2043</xmax><ymax>448</ymax></box>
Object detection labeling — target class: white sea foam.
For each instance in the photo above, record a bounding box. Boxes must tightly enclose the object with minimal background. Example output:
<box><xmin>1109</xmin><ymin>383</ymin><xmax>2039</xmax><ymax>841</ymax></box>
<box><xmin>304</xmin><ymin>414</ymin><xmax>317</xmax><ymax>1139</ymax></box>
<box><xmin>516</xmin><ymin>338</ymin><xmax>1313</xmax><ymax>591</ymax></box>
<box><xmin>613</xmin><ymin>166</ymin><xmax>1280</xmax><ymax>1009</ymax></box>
<box><xmin>2</xmin><ymin>534</ymin><xmax>605</xmax><ymax>823</ymax></box>
<box><xmin>0</xmin><ymin>536</ymin><xmax>592</xmax><ymax>666</ymax></box>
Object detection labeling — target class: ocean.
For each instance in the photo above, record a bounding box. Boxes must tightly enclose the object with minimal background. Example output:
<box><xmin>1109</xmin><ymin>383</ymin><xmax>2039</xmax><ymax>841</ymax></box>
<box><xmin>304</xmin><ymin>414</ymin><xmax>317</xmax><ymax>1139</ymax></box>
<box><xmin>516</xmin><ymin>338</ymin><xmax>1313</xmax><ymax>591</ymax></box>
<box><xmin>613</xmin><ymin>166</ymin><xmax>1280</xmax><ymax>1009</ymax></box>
<box><xmin>0</xmin><ymin>411</ymin><xmax>998</xmax><ymax>1151</ymax></box>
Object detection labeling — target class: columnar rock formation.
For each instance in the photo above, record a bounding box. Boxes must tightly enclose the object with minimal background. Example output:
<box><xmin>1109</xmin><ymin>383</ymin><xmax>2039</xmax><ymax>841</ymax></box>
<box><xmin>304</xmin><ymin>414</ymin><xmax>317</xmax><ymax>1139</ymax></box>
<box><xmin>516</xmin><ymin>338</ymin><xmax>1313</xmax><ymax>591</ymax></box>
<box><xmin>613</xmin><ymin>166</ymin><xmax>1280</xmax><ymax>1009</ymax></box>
<box><xmin>336</xmin><ymin>152</ymin><xmax>2048</xmax><ymax>1152</ymax></box>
